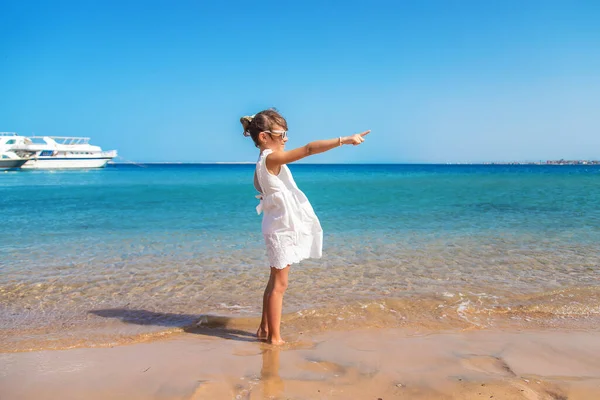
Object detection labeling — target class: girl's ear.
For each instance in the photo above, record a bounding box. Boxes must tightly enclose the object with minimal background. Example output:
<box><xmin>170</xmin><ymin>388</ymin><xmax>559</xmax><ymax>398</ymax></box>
<box><xmin>258</xmin><ymin>132</ymin><xmax>267</xmax><ymax>144</ymax></box>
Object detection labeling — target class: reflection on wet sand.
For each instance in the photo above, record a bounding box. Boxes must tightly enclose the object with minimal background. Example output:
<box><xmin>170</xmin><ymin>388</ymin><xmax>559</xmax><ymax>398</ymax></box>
<box><xmin>260</xmin><ymin>345</ymin><xmax>284</xmax><ymax>398</ymax></box>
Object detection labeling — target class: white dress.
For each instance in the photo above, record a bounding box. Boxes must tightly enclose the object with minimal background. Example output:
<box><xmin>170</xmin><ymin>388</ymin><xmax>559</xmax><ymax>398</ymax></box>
<box><xmin>254</xmin><ymin>149</ymin><xmax>323</xmax><ymax>269</ymax></box>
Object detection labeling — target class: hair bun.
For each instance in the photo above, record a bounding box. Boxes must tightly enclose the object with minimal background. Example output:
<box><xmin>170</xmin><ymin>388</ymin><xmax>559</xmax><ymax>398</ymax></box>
<box><xmin>240</xmin><ymin>115</ymin><xmax>255</xmax><ymax>137</ymax></box>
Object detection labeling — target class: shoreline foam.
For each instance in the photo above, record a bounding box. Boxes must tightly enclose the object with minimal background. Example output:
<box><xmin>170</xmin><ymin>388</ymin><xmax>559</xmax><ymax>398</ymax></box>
<box><xmin>3</xmin><ymin>286</ymin><xmax>600</xmax><ymax>353</ymax></box>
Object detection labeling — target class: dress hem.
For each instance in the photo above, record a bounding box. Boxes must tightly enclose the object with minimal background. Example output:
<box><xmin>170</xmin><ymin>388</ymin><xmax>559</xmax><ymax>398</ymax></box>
<box><xmin>269</xmin><ymin>254</ymin><xmax>322</xmax><ymax>270</ymax></box>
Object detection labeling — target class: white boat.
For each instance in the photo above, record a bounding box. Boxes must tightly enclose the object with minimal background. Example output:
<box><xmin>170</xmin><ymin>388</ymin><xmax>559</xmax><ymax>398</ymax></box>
<box><xmin>2</xmin><ymin>133</ymin><xmax>117</xmax><ymax>170</ymax></box>
<box><xmin>0</xmin><ymin>133</ymin><xmax>33</xmax><ymax>170</ymax></box>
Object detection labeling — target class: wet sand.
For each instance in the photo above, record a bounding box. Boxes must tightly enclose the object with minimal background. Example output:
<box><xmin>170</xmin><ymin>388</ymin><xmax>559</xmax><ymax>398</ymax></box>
<box><xmin>2</xmin><ymin>327</ymin><xmax>600</xmax><ymax>399</ymax></box>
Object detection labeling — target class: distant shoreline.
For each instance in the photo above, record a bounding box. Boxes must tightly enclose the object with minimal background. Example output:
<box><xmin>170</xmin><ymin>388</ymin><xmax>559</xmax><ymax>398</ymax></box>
<box><xmin>484</xmin><ymin>160</ymin><xmax>600</xmax><ymax>165</ymax></box>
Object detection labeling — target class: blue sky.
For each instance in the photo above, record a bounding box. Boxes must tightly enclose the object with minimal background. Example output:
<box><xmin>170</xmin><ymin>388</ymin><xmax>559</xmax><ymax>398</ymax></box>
<box><xmin>1</xmin><ymin>0</ymin><xmax>599</xmax><ymax>163</ymax></box>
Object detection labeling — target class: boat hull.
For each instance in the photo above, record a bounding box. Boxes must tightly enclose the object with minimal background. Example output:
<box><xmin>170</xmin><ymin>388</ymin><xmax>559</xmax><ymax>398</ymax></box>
<box><xmin>0</xmin><ymin>158</ymin><xmax>28</xmax><ymax>170</ymax></box>
<box><xmin>20</xmin><ymin>157</ymin><xmax>113</xmax><ymax>170</ymax></box>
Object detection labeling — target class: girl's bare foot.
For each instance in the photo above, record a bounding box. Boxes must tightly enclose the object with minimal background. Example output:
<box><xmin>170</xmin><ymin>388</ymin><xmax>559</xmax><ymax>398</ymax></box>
<box><xmin>256</xmin><ymin>328</ymin><xmax>269</xmax><ymax>341</ymax></box>
<box><xmin>268</xmin><ymin>336</ymin><xmax>285</xmax><ymax>345</ymax></box>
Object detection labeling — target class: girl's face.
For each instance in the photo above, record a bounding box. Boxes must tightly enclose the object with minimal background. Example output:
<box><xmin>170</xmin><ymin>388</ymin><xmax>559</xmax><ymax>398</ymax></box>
<box><xmin>259</xmin><ymin>124</ymin><xmax>288</xmax><ymax>152</ymax></box>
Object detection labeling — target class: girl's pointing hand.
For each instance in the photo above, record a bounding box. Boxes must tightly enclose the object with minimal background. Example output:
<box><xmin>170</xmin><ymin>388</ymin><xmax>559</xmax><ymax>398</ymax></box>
<box><xmin>342</xmin><ymin>130</ymin><xmax>371</xmax><ymax>146</ymax></box>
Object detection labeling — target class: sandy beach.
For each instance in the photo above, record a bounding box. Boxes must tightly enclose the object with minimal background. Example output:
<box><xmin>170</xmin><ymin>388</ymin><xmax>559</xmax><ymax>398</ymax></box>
<box><xmin>2</xmin><ymin>325</ymin><xmax>600</xmax><ymax>400</ymax></box>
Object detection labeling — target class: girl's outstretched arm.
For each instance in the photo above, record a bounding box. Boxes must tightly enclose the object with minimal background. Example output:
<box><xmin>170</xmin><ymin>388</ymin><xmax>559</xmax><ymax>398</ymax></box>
<box><xmin>267</xmin><ymin>130</ymin><xmax>370</xmax><ymax>168</ymax></box>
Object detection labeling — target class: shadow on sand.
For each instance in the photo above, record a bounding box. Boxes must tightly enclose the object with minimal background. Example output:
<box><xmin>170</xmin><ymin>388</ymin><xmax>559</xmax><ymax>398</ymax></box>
<box><xmin>89</xmin><ymin>308</ymin><xmax>257</xmax><ymax>342</ymax></box>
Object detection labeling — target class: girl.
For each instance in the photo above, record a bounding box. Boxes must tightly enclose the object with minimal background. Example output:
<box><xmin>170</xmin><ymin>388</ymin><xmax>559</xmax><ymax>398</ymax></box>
<box><xmin>241</xmin><ymin>109</ymin><xmax>369</xmax><ymax>345</ymax></box>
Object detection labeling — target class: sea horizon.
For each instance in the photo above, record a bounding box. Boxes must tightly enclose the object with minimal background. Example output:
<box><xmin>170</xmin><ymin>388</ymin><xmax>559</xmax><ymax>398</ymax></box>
<box><xmin>107</xmin><ymin>160</ymin><xmax>600</xmax><ymax>165</ymax></box>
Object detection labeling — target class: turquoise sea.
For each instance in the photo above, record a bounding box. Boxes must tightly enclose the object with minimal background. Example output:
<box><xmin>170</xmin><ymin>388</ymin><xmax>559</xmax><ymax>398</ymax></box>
<box><xmin>1</xmin><ymin>164</ymin><xmax>599</xmax><ymax>351</ymax></box>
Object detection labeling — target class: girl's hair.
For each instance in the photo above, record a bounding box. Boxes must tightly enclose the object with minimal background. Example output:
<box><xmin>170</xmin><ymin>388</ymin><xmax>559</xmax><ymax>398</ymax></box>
<box><xmin>241</xmin><ymin>108</ymin><xmax>288</xmax><ymax>148</ymax></box>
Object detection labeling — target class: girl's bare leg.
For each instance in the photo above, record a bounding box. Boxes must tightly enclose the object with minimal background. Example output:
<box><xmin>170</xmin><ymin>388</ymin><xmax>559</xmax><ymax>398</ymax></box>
<box><xmin>267</xmin><ymin>265</ymin><xmax>289</xmax><ymax>345</ymax></box>
<box><xmin>257</xmin><ymin>270</ymin><xmax>274</xmax><ymax>340</ymax></box>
